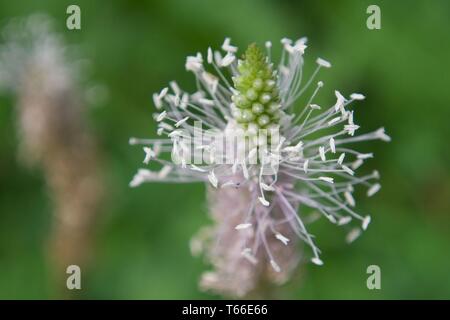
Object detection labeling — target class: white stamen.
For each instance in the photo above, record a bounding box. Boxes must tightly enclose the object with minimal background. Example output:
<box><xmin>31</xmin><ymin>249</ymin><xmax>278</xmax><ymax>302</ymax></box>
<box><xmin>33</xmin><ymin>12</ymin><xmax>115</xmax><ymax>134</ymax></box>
<box><xmin>199</xmin><ymin>98</ymin><xmax>215</xmax><ymax>106</ymax></box>
<box><xmin>214</xmin><ymin>50</ymin><xmax>223</xmax><ymax>66</ymax></box>
<box><xmin>129</xmin><ymin>138</ymin><xmax>138</xmax><ymax>145</ymax></box>
<box><xmin>362</xmin><ymin>215</ymin><xmax>371</xmax><ymax>230</ymax></box>
<box><xmin>221</xmin><ymin>181</ymin><xmax>237</xmax><ymax>188</ymax></box>
<box><xmin>158</xmin><ymin>87</ymin><xmax>168</xmax><ymax>100</ymax></box>
<box><xmin>303</xmin><ymin>159</ymin><xmax>309</xmax><ymax>173</ymax></box>
<box><xmin>326</xmin><ymin>214</ymin><xmax>337</xmax><ymax>224</ymax></box>
<box><xmin>345</xmin><ymin>124</ymin><xmax>360</xmax><ymax>136</ymax></box>
<box><xmin>156</xmin><ymin>110</ymin><xmax>167</xmax><ymax>122</ymax></box>
<box><xmin>342</xmin><ymin>165</ymin><xmax>354</xmax><ymax>176</ymax></box>
<box><xmin>328</xmin><ymin>116</ymin><xmax>341</xmax><ymax>126</ymax></box>
<box><xmin>373</xmin><ymin>170</ymin><xmax>380</xmax><ymax>179</ymax></box>
<box><xmin>169</xmin><ymin>81</ymin><xmax>181</xmax><ymax>96</ymax></box>
<box><xmin>207</xmin><ymin>47</ymin><xmax>213</xmax><ymax>64</ymax></box>
<box><xmin>222</xmin><ymin>37</ymin><xmax>237</xmax><ymax>53</ymax></box>
<box><xmin>346</xmin><ymin>228</ymin><xmax>362</xmax><ymax>243</ymax></box>
<box><xmin>172</xmin><ymin>94</ymin><xmax>180</xmax><ymax>106</ymax></box>
<box><xmin>168</xmin><ymin>130</ymin><xmax>183</xmax><ymax>138</ymax></box>
<box><xmin>338</xmin><ymin>153</ymin><xmax>346</xmax><ymax>165</ymax></box>
<box><xmin>275</xmin><ymin>233</ymin><xmax>290</xmax><ymax>245</ymax></box>
<box><xmin>310</xmin><ymin>104</ymin><xmax>321</xmax><ymax>110</ymax></box>
<box><xmin>376</xmin><ymin>127</ymin><xmax>391</xmax><ymax>142</ymax></box>
<box><xmin>202</xmin><ymin>72</ymin><xmax>219</xmax><ymax>93</ymax></box>
<box><xmin>143</xmin><ymin>147</ymin><xmax>155</xmax><ymax>164</ymax></box>
<box><xmin>222</xmin><ymin>37</ymin><xmax>230</xmax><ymax>47</ymax></box>
<box><xmin>350</xmin><ymin>93</ymin><xmax>365</xmax><ymax>100</ymax></box>
<box><xmin>281</xmin><ymin>37</ymin><xmax>292</xmax><ymax>45</ymax></box>
<box><xmin>358</xmin><ymin>153</ymin><xmax>373</xmax><ymax>159</ymax></box>
<box><xmin>258</xmin><ymin>196</ymin><xmax>270</xmax><ymax>207</ymax></box>
<box><xmin>235</xmin><ymin>223</ymin><xmax>252</xmax><ymax>230</ymax></box>
<box><xmin>175</xmin><ymin>117</ymin><xmax>189</xmax><ymax>127</ymax></box>
<box><xmin>191</xmin><ymin>91</ymin><xmax>205</xmax><ymax>102</ymax></box>
<box><xmin>329</xmin><ymin>137</ymin><xmax>336</xmax><ymax>153</ymax></box>
<box><xmin>348</xmin><ymin>111</ymin><xmax>354</xmax><ymax>125</ymax></box>
<box><xmin>338</xmin><ymin>216</ymin><xmax>352</xmax><ymax>226</ymax></box>
<box><xmin>158</xmin><ymin>123</ymin><xmax>174</xmax><ymax>132</ymax></box>
<box><xmin>319</xmin><ymin>176</ymin><xmax>334</xmax><ymax>183</ymax></box>
<box><xmin>293</xmin><ymin>42</ymin><xmax>307</xmax><ymax>54</ymax></box>
<box><xmin>367</xmin><ymin>183</ymin><xmax>381</xmax><ymax>197</ymax></box>
<box><xmin>297</xmin><ymin>36</ymin><xmax>308</xmax><ymax>44</ymax></box>
<box><xmin>283</xmin><ymin>43</ymin><xmax>295</xmax><ymax>54</ymax></box>
<box><xmin>334</xmin><ymin>90</ymin><xmax>346</xmax><ymax>112</ymax></box>
<box><xmin>311</xmin><ymin>257</ymin><xmax>323</xmax><ymax>266</ymax></box>
<box><xmin>129</xmin><ymin>169</ymin><xmax>152</xmax><ymax>187</ymax></box>
<box><xmin>221</xmin><ymin>52</ymin><xmax>235</xmax><ymax>67</ymax></box>
<box><xmin>344</xmin><ymin>191</ymin><xmax>355</xmax><ymax>207</ymax></box>
<box><xmin>351</xmin><ymin>159</ymin><xmax>364</xmax><ymax>170</ymax></box>
<box><xmin>241</xmin><ymin>248</ymin><xmax>258</xmax><ymax>264</ymax></box>
<box><xmin>316</xmin><ymin>57</ymin><xmax>331</xmax><ymax>68</ymax></box>
<box><xmin>185</xmin><ymin>54</ymin><xmax>203</xmax><ymax>72</ymax></box>
<box><xmin>180</xmin><ymin>93</ymin><xmax>188</xmax><ymax>109</ymax></box>
<box><xmin>153</xmin><ymin>93</ymin><xmax>162</xmax><ymax>109</ymax></box>
<box><xmin>283</xmin><ymin>141</ymin><xmax>303</xmax><ymax>153</ymax></box>
<box><xmin>270</xmin><ymin>259</ymin><xmax>281</xmax><ymax>272</ymax></box>
<box><xmin>319</xmin><ymin>146</ymin><xmax>326</xmax><ymax>161</ymax></box>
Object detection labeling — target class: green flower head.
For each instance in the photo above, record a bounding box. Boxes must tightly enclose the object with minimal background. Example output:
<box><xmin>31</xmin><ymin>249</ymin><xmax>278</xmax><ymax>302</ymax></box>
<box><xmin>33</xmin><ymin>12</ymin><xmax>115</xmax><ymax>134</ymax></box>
<box><xmin>231</xmin><ymin>44</ymin><xmax>282</xmax><ymax>129</ymax></box>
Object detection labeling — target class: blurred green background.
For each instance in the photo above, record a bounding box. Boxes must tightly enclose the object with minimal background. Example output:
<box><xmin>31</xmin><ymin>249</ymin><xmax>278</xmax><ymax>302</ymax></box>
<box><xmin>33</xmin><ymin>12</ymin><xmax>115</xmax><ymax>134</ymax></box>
<box><xmin>0</xmin><ymin>0</ymin><xmax>449</xmax><ymax>299</ymax></box>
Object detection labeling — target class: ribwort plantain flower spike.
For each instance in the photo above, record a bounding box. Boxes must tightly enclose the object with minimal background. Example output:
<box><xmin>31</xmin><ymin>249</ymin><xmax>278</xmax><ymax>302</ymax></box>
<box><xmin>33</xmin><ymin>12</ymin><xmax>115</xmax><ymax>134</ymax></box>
<box><xmin>130</xmin><ymin>37</ymin><xmax>390</xmax><ymax>297</ymax></box>
<box><xmin>231</xmin><ymin>43</ymin><xmax>282</xmax><ymax>129</ymax></box>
